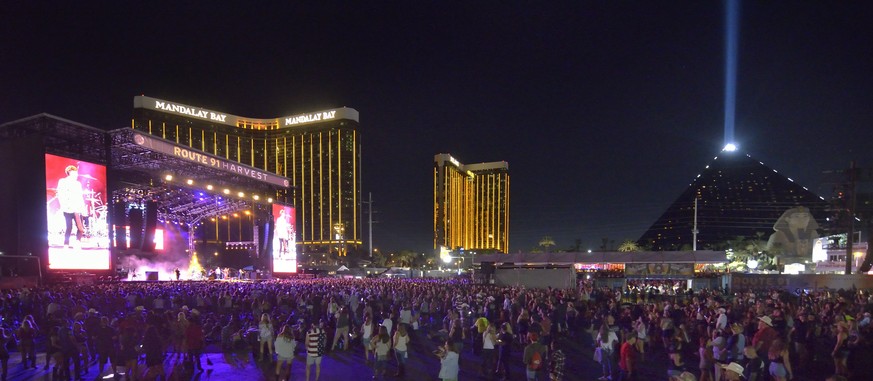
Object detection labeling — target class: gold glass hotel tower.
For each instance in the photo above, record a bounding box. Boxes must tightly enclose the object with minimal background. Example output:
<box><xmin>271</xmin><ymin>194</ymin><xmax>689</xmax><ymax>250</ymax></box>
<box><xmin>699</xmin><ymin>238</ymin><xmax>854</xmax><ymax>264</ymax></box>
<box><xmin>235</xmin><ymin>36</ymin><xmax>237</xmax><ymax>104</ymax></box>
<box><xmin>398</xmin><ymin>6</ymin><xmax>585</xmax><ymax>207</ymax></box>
<box><xmin>434</xmin><ymin>154</ymin><xmax>509</xmax><ymax>253</ymax></box>
<box><xmin>131</xmin><ymin>96</ymin><xmax>362</xmax><ymax>252</ymax></box>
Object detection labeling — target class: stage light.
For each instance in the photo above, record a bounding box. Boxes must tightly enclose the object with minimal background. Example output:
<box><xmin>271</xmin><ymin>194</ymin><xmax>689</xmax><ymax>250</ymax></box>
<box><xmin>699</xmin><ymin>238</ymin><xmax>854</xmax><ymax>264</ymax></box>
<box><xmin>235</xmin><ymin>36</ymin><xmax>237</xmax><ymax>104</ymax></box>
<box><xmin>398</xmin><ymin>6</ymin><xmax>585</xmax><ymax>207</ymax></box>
<box><xmin>207</xmin><ymin>185</ymin><xmax>213</xmax><ymax>190</ymax></box>
<box><xmin>186</xmin><ymin>179</ymin><xmax>194</xmax><ymax>185</ymax></box>
<box><xmin>244</xmin><ymin>210</ymin><xmax>251</xmax><ymax>216</ymax></box>
<box><xmin>238</xmin><ymin>192</ymin><xmax>245</xmax><ymax>198</ymax></box>
<box><xmin>223</xmin><ymin>189</ymin><xmax>230</xmax><ymax>194</ymax></box>
<box><xmin>210</xmin><ymin>218</ymin><xmax>215</xmax><ymax>222</ymax></box>
<box><xmin>214</xmin><ymin>252</ymin><xmax>218</xmax><ymax>256</ymax></box>
<box><xmin>723</xmin><ymin>143</ymin><xmax>737</xmax><ymax>152</ymax></box>
<box><xmin>253</xmin><ymin>195</ymin><xmax>260</xmax><ymax>200</ymax></box>
<box><xmin>221</xmin><ymin>215</ymin><xmax>227</xmax><ymax>220</ymax></box>
<box><xmin>165</xmin><ymin>174</ymin><xmax>173</xmax><ymax>181</ymax></box>
<box><xmin>267</xmin><ymin>198</ymin><xmax>273</xmax><ymax>203</ymax></box>
<box><xmin>233</xmin><ymin>213</ymin><xmax>239</xmax><ymax>218</ymax></box>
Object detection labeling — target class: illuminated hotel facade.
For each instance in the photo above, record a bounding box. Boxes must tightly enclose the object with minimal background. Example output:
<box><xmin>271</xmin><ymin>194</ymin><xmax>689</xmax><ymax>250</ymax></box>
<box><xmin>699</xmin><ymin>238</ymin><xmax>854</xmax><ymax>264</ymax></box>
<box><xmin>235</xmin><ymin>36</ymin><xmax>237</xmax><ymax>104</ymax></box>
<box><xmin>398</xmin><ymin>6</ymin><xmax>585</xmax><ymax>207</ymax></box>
<box><xmin>434</xmin><ymin>154</ymin><xmax>509</xmax><ymax>253</ymax></box>
<box><xmin>131</xmin><ymin>96</ymin><xmax>361</xmax><ymax>253</ymax></box>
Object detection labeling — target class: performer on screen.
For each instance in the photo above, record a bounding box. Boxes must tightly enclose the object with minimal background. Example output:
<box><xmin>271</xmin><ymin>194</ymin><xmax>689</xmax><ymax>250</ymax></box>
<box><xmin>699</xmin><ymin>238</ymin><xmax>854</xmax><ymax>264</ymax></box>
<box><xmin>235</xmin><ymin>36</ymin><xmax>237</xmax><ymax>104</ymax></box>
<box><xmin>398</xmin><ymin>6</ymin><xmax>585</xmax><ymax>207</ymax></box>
<box><xmin>57</xmin><ymin>165</ymin><xmax>87</xmax><ymax>248</ymax></box>
<box><xmin>275</xmin><ymin>209</ymin><xmax>292</xmax><ymax>259</ymax></box>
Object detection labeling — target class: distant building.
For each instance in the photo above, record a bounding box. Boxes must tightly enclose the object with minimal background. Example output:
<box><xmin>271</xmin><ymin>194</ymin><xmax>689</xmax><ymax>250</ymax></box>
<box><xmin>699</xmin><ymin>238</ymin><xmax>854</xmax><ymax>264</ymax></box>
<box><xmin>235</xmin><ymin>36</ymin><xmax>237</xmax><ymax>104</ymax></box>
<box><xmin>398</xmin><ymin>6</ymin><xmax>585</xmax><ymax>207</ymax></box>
<box><xmin>434</xmin><ymin>154</ymin><xmax>509</xmax><ymax>253</ymax></box>
<box><xmin>638</xmin><ymin>150</ymin><xmax>829</xmax><ymax>254</ymax></box>
<box><xmin>132</xmin><ymin>96</ymin><xmax>362</xmax><ymax>253</ymax></box>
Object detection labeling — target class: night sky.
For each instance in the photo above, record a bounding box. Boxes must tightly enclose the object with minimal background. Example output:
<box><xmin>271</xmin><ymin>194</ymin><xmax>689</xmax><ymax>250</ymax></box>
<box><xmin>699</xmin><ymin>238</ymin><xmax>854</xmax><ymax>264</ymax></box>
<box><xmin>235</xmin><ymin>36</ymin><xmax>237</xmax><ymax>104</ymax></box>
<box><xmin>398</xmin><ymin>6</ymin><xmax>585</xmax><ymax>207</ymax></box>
<box><xmin>2</xmin><ymin>2</ymin><xmax>872</xmax><ymax>254</ymax></box>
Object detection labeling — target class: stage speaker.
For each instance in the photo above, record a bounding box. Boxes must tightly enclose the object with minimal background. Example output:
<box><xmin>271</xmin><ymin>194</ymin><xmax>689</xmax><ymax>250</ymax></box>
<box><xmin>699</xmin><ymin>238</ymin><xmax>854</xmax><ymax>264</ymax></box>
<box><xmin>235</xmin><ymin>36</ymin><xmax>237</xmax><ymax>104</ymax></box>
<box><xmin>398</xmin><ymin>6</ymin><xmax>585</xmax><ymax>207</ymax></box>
<box><xmin>129</xmin><ymin>208</ymin><xmax>143</xmax><ymax>250</ymax></box>
<box><xmin>145</xmin><ymin>271</ymin><xmax>158</xmax><ymax>281</ymax></box>
<box><xmin>142</xmin><ymin>201</ymin><xmax>158</xmax><ymax>252</ymax></box>
<box><xmin>112</xmin><ymin>202</ymin><xmax>127</xmax><ymax>249</ymax></box>
<box><xmin>481</xmin><ymin>261</ymin><xmax>495</xmax><ymax>275</ymax></box>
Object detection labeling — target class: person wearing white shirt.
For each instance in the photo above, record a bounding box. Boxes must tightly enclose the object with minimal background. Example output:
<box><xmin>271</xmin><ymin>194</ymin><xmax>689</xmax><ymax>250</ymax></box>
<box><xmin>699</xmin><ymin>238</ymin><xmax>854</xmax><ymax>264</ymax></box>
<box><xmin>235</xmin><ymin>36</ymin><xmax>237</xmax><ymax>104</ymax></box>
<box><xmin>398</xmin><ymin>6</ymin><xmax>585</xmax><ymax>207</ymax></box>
<box><xmin>597</xmin><ymin>324</ymin><xmax>619</xmax><ymax>381</ymax></box>
<box><xmin>716</xmin><ymin>308</ymin><xmax>729</xmax><ymax>332</ymax></box>
<box><xmin>437</xmin><ymin>340</ymin><xmax>460</xmax><ymax>381</ymax></box>
<box><xmin>361</xmin><ymin>315</ymin><xmax>375</xmax><ymax>363</ymax></box>
<box><xmin>481</xmin><ymin>323</ymin><xmax>497</xmax><ymax>376</ymax></box>
<box><xmin>393</xmin><ymin>325</ymin><xmax>411</xmax><ymax>376</ymax></box>
<box><xmin>56</xmin><ymin>165</ymin><xmax>87</xmax><ymax>247</ymax></box>
<box><xmin>711</xmin><ymin>329</ymin><xmax>727</xmax><ymax>381</ymax></box>
<box><xmin>399</xmin><ymin>304</ymin><xmax>413</xmax><ymax>327</ymax></box>
<box><xmin>274</xmin><ymin>326</ymin><xmax>296</xmax><ymax>380</ymax></box>
<box><xmin>382</xmin><ymin>312</ymin><xmax>394</xmax><ymax>337</ymax></box>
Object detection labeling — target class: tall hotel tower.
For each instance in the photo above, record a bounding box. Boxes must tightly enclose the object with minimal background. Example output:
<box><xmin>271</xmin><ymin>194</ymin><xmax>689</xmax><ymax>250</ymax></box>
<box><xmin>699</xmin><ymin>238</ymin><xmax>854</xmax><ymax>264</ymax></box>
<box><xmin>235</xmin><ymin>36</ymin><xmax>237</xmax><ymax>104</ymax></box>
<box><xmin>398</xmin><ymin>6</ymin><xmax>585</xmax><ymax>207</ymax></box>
<box><xmin>132</xmin><ymin>96</ymin><xmax>362</xmax><ymax>253</ymax></box>
<box><xmin>434</xmin><ymin>154</ymin><xmax>509</xmax><ymax>253</ymax></box>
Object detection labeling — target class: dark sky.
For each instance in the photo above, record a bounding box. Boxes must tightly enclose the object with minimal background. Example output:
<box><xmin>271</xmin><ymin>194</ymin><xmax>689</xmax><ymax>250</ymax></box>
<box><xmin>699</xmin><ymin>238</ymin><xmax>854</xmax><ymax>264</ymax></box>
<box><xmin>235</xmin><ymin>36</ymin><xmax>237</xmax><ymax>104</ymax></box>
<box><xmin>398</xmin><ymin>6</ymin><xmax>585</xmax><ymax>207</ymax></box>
<box><xmin>2</xmin><ymin>2</ymin><xmax>872</xmax><ymax>254</ymax></box>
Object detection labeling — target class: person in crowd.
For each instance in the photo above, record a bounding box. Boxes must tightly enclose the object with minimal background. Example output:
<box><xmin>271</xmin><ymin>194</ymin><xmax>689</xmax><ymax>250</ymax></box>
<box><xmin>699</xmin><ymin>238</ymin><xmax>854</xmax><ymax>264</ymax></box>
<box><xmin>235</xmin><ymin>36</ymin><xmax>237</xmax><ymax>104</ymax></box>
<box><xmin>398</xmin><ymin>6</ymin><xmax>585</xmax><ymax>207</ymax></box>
<box><xmin>597</xmin><ymin>323</ymin><xmax>618</xmax><ymax>381</ymax></box>
<box><xmin>59</xmin><ymin>326</ymin><xmax>82</xmax><ymax>381</ymax></box>
<box><xmin>118</xmin><ymin>326</ymin><xmax>139</xmax><ymax>381</ymax></box>
<box><xmin>667</xmin><ymin>337</ymin><xmax>686</xmax><ymax>380</ymax></box>
<box><xmin>72</xmin><ymin>321</ymin><xmax>89</xmax><ymax>373</ymax></box>
<box><xmin>393</xmin><ymin>324</ymin><xmax>411</xmax><ymax>377</ymax></box>
<box><xmin>496</xmin><ymin>322</ymin><xmax>514</xmax><ymax>380</ymax></box>
<box><xmin>174</xmin><ymin>311</ymin><xmax>190</xmax><ymax>358</ymax></box>
<box><xmin>259</xmin><ymin>313</ymin><xmax>276</xmax><ymax>361</ymax></box>
<box><xmin>305</xmin><ymin>320</ymin><xmax>326</xmax><ymax>381</ymax></box>
<box><xmin>449</xmin><ymin>317</ymin><xmax>465</xmax><ymax>355</ymax></box>
<box><xmin>832</xmin><ymin>320</ymin><xmax>849</xmax><ymax>377</ymax></box>
<box><xmin>186</xmin><ymin>316</ymin><xmax>206</xmax><ymax>371</ymax></box>
<box><xmin>436</xmin><ymin>340</ymin><xmax>459</xmax><ymax>381</ymax></box>
<box><xmin>619</xmin><ymin>334</ymin><xmax>638</xmax><ymax>381</ymax></box>
<box><xmin>332</xmin><ymin>307</ymin><xmax>351</xmax><ymax>352</ymax></box>
<box><xmin>721</xmin><ymin>362</ymin><xmax>745</xmax><ymax>381</ymax></box>
<box><xmin>0</xmin><ymin>328</ymin><xmax>11</xmax><ymax>381</ymax></box>
<box><xmin>523</xmin><ymin>333</ymin><xmax>548</xmax><ymax>381</ymax></box>
<box><xmin>699</xmin><ymin>336</ymin><xmax>714</xmax><ymax>381</ymax></box>
<box><xmin>726</xmin><ymin>323</ymin><xmax>745</xmax><ymax>364</ymax></box>
<box><xmin>361</xmin><ymin>314</ymin><xmax>375</xmax><ymax>363</ymax></box>
<box><xmin>768</xmin><ymin>339</ymin><xmax>793</xmax><ymax>381</ymax></box>
<box><xmin>548</xmin><ymin>339</ymin><xmax>566</xmax><ymax>381</ymax></box>
<box><xmin>94</xmin><ymin>316</ymin><xmax>118</xmax><ymax>378</ymax></box>
<box><xmin>143</xmin><ymin>326</ymin><xmax>166</xmax><ymax>380</ymax></box>
<box><xmin>742</xmin><ymin>345</ymin><xmax>764</xmax><ymax>381</ymax></box>
<box><xmin>372</xmin><ymin>325</ymin><xmax>391</xmax><ymax>380</ymax></box>
<box><xmin>711</xmin><ymin>329</ymin><xmax>727</xmax><ymax>381</ymax></box>
<box><xmin>752</xmin><ymin>315</ymin><xmax>778</xmax><ymax>372</ymax></box>
<box><xmin>481</xmin><ymin>322</ymin><xmax>497</xmax><ymax>378</ymax></box>
<box><xmin>274</xmin><ymin>325</ymin><xmax>297</xmax><ymax>381</ymax></box>
<box><xmin>16</xmin><ymin>319</ymin><xmax>37</xmax><ymax>369</ymax></box>
<box><xmin>45</xmin><ymin>326</ymin><xmax>63</xmax><ymax>374</ymax></box>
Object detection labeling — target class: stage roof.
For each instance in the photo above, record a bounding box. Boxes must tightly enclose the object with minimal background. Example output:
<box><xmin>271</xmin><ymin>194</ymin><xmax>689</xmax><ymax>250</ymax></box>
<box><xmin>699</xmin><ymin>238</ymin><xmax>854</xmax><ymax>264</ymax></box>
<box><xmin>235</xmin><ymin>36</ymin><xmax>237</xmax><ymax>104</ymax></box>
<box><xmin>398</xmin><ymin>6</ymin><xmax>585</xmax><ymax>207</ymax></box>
<box><xmin>472</xmin><ymin>250</ymin><xmax>727</xmax><ymax>264</ymax></box>
<box><xmin>109</xmin><ymin>128</ymin><xmax>292</xmax><ymax>224</ymax></box>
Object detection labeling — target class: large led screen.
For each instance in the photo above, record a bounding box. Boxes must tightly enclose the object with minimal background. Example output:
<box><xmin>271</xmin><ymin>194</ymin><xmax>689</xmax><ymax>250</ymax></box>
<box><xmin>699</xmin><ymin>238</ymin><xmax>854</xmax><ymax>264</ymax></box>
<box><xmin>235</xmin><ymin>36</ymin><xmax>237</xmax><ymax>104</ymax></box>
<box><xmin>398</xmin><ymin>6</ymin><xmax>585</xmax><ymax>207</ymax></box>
<box><xmin>272</xmin><ymin>203</ymin><xmax>297</xmax><ymax>273</ymax></box>
<box><xmin>45</xmin><ymin>154</ymin><xmax>110</xmax><ymax>270</ymax></box>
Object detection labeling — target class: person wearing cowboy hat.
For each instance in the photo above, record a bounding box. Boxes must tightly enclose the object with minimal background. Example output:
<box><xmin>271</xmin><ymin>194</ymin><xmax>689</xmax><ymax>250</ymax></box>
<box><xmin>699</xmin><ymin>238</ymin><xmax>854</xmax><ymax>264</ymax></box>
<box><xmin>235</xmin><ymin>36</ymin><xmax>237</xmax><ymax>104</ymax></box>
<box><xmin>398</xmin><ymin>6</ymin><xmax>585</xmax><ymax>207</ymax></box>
<box><xmin>715</xmin><ymin>307</ymin><xmax>729</xmax><ymax>333</ymax></box>
<box><xmin>669</xmin><ymin>371</ymin><xmax>696</xmax><ymax>381</ymax></box>
<box><xmin>752</xmin><ymin>316</ymin><xmax>778</xmax><ymax>370</ymax></box>
<box><xmin>720</xmin><ymin>362</ymin><xmax>745</xmax><ymax>381</ymax></box>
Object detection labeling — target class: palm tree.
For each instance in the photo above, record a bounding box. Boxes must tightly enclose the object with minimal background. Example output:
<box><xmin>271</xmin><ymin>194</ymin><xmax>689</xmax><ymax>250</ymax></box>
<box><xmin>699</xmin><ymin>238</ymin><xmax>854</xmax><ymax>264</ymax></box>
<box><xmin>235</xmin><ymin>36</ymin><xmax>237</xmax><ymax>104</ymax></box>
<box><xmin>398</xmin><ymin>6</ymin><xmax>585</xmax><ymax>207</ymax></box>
<box><xmin>538</xmin><ymin>236</ymin><xmax>556</xmax><ymax>251</ymax></box>
<box><xmin>618</xmin><ymin>240</ymin><xmax>641</xmax><ymax>252</ymax></box>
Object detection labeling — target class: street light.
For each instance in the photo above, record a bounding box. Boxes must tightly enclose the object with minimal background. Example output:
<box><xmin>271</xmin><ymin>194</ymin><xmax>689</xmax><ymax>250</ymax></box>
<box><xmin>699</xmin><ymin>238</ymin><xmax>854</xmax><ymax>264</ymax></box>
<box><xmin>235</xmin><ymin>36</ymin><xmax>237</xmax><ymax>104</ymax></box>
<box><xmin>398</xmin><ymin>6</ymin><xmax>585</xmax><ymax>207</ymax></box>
<box><xmin>747</xmin><ymin>259</ymin><xmax>759</xmax><ymax>271</ymax></box>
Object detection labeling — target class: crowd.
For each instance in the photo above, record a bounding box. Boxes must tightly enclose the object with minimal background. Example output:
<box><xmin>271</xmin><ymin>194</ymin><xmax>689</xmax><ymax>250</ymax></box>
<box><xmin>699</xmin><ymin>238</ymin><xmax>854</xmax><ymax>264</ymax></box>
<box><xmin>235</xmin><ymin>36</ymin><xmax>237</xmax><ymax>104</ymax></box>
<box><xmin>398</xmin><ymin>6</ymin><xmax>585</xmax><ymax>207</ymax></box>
<box><xmin>0</xmin><ymin>277</ymin><xmax>869</xmax><ymax>381</ymax></box>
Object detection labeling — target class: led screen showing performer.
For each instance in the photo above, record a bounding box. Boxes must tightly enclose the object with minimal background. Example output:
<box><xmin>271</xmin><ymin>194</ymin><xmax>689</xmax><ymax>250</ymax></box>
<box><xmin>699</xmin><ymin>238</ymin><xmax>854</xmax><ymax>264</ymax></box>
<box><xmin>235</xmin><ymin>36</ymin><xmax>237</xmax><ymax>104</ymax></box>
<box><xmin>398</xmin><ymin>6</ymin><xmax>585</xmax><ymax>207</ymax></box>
<box><xmin>272</xmin><ymin>203</ymin><xmax>297</xmax><ymax>273</ymax></box>
<box><xmin>45</xmin><ymin>154</ymin><xmax>111</xmax><ymax>270</ymax></box>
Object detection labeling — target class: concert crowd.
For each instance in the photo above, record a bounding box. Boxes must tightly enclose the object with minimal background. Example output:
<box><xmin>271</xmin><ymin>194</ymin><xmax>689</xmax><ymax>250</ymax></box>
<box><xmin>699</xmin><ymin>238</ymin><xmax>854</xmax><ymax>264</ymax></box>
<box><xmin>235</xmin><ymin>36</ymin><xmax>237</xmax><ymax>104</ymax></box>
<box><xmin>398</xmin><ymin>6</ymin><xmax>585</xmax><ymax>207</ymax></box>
<box><xmin>0</xmin><ymin>277</ymin><xmax>870</xmax><ymax>381</ymax></box>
